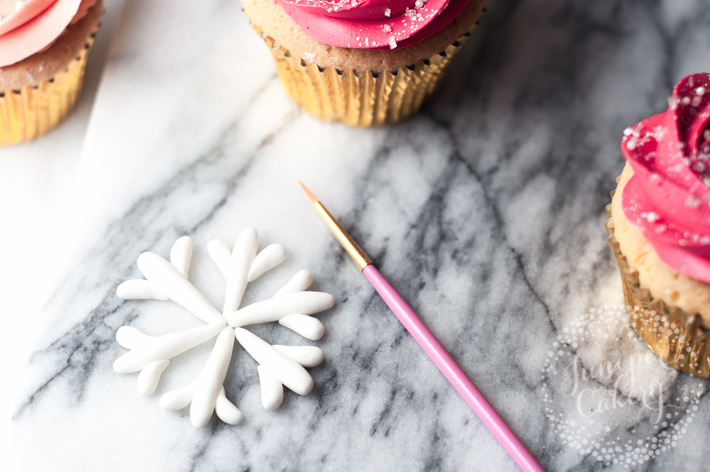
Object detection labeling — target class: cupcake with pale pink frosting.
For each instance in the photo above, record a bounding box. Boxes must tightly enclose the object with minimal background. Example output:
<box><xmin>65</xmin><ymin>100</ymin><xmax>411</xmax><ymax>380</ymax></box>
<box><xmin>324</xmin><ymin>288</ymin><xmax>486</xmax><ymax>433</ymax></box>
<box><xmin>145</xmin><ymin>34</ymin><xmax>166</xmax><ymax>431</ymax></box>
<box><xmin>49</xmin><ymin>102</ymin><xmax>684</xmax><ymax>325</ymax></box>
<box><xmin>607</xmin><ymin>72</ymin><xmax>710</xmax><ymax>378</ymax></box>
<box><xmin>0</xmin><ymin>0</ymin><xmax>103</xmax><ymax>146</ymax></box>
<box><xmin>242</xmin><ymin>0</ymin><xmax>484</xmax><ymax>126</ymax></box>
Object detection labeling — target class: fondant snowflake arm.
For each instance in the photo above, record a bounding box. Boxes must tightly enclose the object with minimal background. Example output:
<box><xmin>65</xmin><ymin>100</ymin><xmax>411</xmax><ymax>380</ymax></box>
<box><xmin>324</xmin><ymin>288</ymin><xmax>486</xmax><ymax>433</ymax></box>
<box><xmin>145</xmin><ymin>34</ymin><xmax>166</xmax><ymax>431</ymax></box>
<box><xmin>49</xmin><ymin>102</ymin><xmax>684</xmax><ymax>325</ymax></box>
<box><xmin>160</xmin><ymin>327</ymin><xmax>243</xmax><ymax>426</ymax></box>
<box><xmin>135</xmin><ymin>251</ymin><xmax>225</xmax><ymax>325</ymax></box>
<box><xmin>208</xmin><ymin>238</ymin><xmax>288</xmax><ymax>283</ymax></box>
<box><xmin>235</xmin><ymin>328</ymin><xmax>325</xmax><ymax>412</ymax></box>
<box><xmin>236</xmin><ymin>329</ymin><xmax>324</xmax><ymax>410</ymax></box>
<box><xmin>208</xmin><ymin>229</ymin><xmax>288</xmax><ymax>316</ymax></box>
<box><xmin>191</xmin><ymin>327</ymin><xmax>242</xmax><ymax>426</ymax></box>
<box><xmin>272</xmin><ymin>345</ymin><xmax>325</xmax><ymax>367</ymax></box>
<box><xmin>272</xmin><ymin>270</ymin><xmax>326</xmax><ymax>340</ymax></box>
<box><xmin>221</xmin><ymin>228</ymin><xmax>258</xmax><ymax>317</ymax></box>
<box><xmin>256</xmin><ymin>344</ymin><xmax>325</xmax><ymax>411</ymax></box>
<box><xmin>257</xmin><ymin>366</ymin><xmax>283</xmax><ymax>411</ymax></box>
<box><xmin>113</xmin><ymin>322</ymin><xmax>226</xmax><ymax>392</ymax></box>
<box><xmin>116</xmin><ymin>236</ymin><xmax>194</xmax><ymax>301</ymax></box>
<box><xmin>248</xmin><ymin>243</ymin><xmax>288</xmax><ymax>282</ymax></box>
<box><xmin>229</xmin><ymin>291</ymin><xmax>334</xmax><ymax>325</ymax></box>
<box><xmin>136</xmin><ymin>359</ymin><xmax>170</xmax><ymax>396</ymax></box>
<box><xmin>169</xmin><ymin>236</ymin><xmax>193</xmax><ymax>277</ymax></box>
<box><xmin>278</xmin><ymin>315</ymin><xmax>325</xmax><ymax>341</ymax></box>
<box><xmin>227</xmin><ymin>284</ymin><xmax>333</xmax><ymax>340</ymax></box>
<box><xmin>158</xmin><ymin>380</ymin><xmax>195</xmax><ymax>410</ymax></box>
<box><xmin>273</xmin><ymin>269</ymin><xmax>313</xmax><ymax>296</ymax></box>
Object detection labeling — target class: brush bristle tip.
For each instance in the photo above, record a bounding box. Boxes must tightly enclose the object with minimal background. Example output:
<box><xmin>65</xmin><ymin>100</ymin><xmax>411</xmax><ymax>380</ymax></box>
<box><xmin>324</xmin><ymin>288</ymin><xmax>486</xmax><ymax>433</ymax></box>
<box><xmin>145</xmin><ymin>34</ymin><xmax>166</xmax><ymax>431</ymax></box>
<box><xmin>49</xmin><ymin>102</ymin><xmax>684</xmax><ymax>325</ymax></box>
<box><xmin>298</xmin><ymin>181</ymin><xmax>318</xmax><ymax>204</ymax></box>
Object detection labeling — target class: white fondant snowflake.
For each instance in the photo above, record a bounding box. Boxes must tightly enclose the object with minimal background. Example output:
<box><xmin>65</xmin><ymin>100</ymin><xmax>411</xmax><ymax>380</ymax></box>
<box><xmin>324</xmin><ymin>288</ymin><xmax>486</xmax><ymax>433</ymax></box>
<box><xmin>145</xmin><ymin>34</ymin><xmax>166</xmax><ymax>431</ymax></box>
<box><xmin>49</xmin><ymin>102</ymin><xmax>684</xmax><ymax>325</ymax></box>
<box><xmin>113</xmin><ymin>228</ymin><xmax>334</xmax><ymax>427</ymax></box>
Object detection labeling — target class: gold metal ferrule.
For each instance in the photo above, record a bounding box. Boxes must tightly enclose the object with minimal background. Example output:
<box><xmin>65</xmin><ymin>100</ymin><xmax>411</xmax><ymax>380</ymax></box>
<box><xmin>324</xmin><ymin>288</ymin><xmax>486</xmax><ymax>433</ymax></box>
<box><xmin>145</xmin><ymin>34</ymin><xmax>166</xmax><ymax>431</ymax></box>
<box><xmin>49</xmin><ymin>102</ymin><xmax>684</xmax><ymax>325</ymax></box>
<box><xmin>313</xmin><ymin>201</ymin><xmax>372</xmax><ymax>270</ymax></box>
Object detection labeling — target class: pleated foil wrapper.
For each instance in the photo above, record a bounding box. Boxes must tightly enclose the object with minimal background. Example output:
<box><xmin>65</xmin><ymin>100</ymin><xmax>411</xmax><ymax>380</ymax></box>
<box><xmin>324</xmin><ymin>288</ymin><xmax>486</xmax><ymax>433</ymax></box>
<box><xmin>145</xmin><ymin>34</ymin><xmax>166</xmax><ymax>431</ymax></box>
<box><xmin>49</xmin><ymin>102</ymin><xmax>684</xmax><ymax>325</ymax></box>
<box><xmin>0</xmin><ymin>29</ymin><xmax>98</xmax><ymax>146</ymax></box>
<box><xmin>253</xmin><ymin>24</ymin><xmax>476</xmax><ymax>127</ymax></box>
<box><xmin>606</xmin><ymin>193</ymin><xmax>710</xmax><ymax>379</ymax></box>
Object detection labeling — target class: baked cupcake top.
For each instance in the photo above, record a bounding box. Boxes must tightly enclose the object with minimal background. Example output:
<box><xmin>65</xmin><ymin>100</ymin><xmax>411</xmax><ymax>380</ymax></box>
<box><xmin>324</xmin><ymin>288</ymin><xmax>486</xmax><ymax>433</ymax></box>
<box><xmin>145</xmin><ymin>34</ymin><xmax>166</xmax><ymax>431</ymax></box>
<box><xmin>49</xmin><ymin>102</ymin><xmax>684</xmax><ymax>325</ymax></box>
<box><xmin>621</xmin><ymin>73</ymin><xmax>710</xmax><ymax>284</ymax></box>
<box><xmin>0</xmin><ymin>0</ymin><xmax>97</xmax><ymax>67</ymax></box>
<box><xmin>276</xmin><ymin>0</ymin><xmax>470</xmax><ymax>49</ymax></box>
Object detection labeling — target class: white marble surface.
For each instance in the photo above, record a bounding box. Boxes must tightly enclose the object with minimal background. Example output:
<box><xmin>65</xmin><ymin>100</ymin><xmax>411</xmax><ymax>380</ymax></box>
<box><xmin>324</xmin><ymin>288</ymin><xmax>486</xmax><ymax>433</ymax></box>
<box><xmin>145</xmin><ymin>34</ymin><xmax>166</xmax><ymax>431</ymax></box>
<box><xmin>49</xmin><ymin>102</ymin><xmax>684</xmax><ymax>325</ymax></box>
<box><xmin>0</xmin><ymin>0</ymin><xmax>124</xmax><ymax>456</ymax></box>
<box><xmin>7</xmin><ymin>0</ymin><xmax>710</xmax><ymax>470</ymax></box>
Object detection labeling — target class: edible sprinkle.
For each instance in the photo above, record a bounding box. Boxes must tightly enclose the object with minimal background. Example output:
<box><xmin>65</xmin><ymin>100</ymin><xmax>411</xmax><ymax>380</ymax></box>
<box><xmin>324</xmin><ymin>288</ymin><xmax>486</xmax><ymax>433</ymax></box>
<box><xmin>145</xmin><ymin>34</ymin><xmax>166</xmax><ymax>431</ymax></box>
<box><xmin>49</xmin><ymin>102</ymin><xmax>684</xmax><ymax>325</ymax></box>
<box><xmin>644</xmin><ymin>212</ymin><xmax>660</xmax><ymax>223</ymax></box>
<box><xmin>685</xmin><ymin>196</ymin><xmax>701</xmax><ymax>209</ymax></box>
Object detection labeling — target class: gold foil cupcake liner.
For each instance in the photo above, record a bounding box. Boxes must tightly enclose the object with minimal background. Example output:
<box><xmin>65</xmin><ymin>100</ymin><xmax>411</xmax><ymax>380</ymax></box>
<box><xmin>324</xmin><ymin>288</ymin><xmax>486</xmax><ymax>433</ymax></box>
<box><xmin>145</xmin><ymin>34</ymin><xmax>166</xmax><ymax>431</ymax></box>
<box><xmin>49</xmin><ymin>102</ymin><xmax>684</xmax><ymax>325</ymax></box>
<box><xmin>252</xmin><ymin>24</ymin><xmax>476</xmax><ymax>127</ymax></box>
<box><xmin>606</xmin><ymin>193</ymin><xmax>710</xmax><ymax>379</ymax></box>
<box><xmin>0</xmin><ymin>29</ymin><xmax>98</xmax><ymax>146</ymax></box>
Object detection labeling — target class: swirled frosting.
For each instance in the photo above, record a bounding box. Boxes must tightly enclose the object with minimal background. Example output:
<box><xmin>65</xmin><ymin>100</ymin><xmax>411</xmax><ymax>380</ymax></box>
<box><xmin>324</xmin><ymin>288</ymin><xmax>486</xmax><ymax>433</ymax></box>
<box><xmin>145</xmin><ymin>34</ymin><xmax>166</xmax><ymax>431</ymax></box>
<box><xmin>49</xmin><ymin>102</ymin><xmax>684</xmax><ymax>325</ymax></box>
<box><xmin>0</xmin><ymin>0</ymin><xmax>97</xmax><ymax>68</ymax></box>
<box><xmin>277</xmin><ymin>0</ymin><xmax>470</xmax><ymax>50</ymax></box>
<box><xmin>621</xmin><ymin>73</ymin><xmax>710</xmax><ymax>284</ymax></box>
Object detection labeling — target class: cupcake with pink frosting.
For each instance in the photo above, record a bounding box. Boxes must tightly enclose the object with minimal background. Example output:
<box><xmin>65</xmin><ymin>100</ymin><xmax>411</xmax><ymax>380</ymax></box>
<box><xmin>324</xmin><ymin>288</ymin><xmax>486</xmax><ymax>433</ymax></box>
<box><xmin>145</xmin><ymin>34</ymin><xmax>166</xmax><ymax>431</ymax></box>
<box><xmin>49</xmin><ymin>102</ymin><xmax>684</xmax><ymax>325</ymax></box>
<box><xmin>607</xmin><ymin>72</ymin><xmax>710</xmax><ymax>378</ymax></box>
<box><xmin>0</xmin><ymin>0</ymin><xmax>103</xmax><ymax>146</ymax></box>
<box><xmin>242</xmin><ymin>0</ymin><xmax>485</xmax><ymax>126</ymax></box>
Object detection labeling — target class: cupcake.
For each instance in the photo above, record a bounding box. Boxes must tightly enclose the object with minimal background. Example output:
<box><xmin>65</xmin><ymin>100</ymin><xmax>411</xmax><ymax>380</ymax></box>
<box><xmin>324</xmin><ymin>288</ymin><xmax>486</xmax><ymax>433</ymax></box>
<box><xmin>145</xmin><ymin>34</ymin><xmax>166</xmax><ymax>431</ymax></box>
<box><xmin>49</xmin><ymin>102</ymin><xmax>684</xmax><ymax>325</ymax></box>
<box><xmin>0</xmin><ymin>0</ymin><xmax>103</xmax><ymax>146</ymax></box>
<box><xmin>241</xmin><ymin>0</ymin><xmax>485</xmax><ymax>126</ymax></box>
<box><xmin>607</xmin><ymin>73</ymin><xmax>710</xmax><ymax>378</ymax></box>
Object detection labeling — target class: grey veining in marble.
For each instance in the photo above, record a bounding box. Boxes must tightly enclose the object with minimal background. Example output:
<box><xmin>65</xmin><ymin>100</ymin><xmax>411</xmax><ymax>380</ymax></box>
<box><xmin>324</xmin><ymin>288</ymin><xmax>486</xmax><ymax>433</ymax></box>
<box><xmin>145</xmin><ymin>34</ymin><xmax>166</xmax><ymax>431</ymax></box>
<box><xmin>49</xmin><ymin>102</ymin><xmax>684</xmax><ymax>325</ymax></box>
<box><xmin>9</xmin><ymin>0</ymin><xmax>710</xmax><ymax>471</ymax></box>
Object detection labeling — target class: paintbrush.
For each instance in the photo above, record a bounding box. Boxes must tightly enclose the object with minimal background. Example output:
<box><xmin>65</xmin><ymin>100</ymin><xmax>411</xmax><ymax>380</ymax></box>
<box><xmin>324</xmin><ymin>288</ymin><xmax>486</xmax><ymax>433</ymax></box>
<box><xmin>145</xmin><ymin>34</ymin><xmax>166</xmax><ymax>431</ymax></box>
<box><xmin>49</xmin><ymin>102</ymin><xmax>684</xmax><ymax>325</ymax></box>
<box><xmin>299</xmin><ymin>181</ymin><xmax>544</xmax><ymax>472</ymax></box>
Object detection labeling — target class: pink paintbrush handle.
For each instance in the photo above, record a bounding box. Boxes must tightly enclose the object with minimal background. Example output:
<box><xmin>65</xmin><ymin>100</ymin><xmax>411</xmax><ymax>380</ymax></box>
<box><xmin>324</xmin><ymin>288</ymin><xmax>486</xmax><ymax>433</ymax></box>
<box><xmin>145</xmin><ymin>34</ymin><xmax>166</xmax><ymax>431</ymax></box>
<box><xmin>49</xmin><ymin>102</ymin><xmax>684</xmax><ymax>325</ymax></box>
<box><xmin>363</xmin><ymin>264</ymin><xmax>545</xmax><ymax>472</ymax></box>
